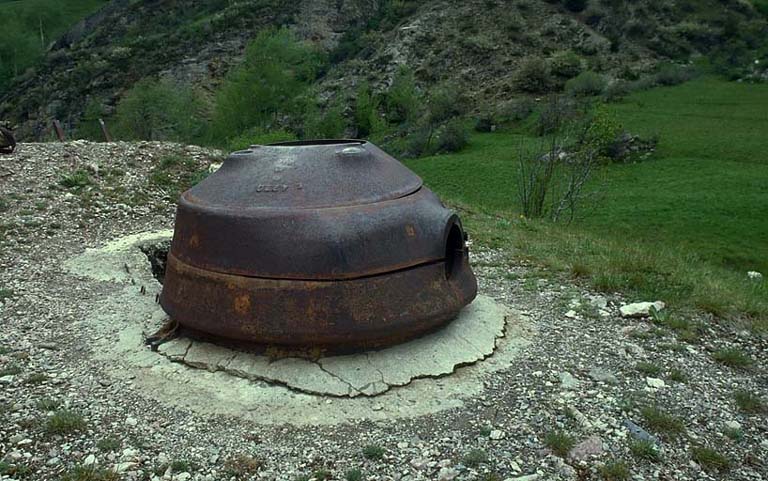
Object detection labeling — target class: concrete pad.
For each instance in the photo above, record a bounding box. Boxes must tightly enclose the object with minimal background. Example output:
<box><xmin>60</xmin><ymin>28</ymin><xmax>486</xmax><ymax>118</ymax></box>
<box><xmin>156</xmin><ymin>295</ymin><xmax>506</xmax><ymax>397</ymax></box>
<box><xmin>64</xmin><ymin>230</ymin><xmax>534</xmax><ymax>425</ymax></box>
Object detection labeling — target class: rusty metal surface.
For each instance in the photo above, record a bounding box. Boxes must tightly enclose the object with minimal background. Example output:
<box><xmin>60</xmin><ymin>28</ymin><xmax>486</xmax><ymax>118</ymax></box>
<box><xmin>160</xmin><ymin>249</ymin><xmax>477</xmax><ymax>350</ymax></box>
<box><xmin>160</xmin><ymin>139</ymin><xmax>478</xmax><ymax>350</ymax></box>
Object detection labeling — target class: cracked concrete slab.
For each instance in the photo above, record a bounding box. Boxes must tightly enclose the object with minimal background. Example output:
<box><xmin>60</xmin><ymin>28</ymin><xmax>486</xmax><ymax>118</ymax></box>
<box><xmin>155</xmin><ymin>295</ymin><xmax>505</xmax><ymax>397</ymax></box>
<box><xmin>64</xmin><ymin>230</ymin><xmax>534</xmax><ymax>425</ymax></box>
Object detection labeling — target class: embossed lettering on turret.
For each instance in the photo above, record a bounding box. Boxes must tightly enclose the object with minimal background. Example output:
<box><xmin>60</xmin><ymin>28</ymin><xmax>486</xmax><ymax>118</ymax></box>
<box><xmin>256</xmin><ymin>184</ymin><xmax>290</xmax><ymax>193</ymax></box>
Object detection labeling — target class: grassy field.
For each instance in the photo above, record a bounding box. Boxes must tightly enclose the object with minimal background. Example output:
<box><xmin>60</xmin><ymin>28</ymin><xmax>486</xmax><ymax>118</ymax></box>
<box><xmin>406</xmin><ymin>78</ymin><xmax>768</xmax><ymax>327</ymax></box>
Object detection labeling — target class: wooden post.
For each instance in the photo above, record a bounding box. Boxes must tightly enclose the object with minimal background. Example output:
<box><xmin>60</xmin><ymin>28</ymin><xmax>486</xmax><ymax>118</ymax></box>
<box><xmin>98</xmin><ymin>118</ymin><xmax>112</xmax><ymax>142</ymax></box>
<box><xmin>52</xmin><ymin>119</ymin><xmax>65</xmax><ymax>142</ymax></box>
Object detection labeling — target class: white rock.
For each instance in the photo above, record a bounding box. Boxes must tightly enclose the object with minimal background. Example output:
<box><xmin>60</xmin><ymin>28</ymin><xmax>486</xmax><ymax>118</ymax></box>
<box><xmin>175</xmin><ymin>473</ymin><xmax>191</xmax><ymax>481</ymax></box>
<box><xmin>84</xmin><ymin>454</ymin><xmax>97</xmax><ymax>466</ymax></box>
<box><xmin>565</xmin><ymin>310</ymin><xmax>578</xmax><ymax>319</ymax></box>
<box><xmin>437</xmin><ymin>467</ymin><xmax>458</xmax><ymax>481</ymax></box>
<box><xmin>559</xmin><ymin>372</ymin><xmax>581</xmax><ymax>390</ymax></box>
<box><xmin>620</xmin><ymin>301</ymin><xmax>665</xmax><ymax>318</ymax></box>
<box><xmin>590</xmin><ymin>296</ymin><xmax>608</xmax><ymax>309</ymax></box>
<box><xmin>725</xmin><ymin>421</ymin><xmax>742</xmax><ymax>430</ymax></box>
<box><xmin>125</xmin><ymin>417</ymin><xmax>138</xmax><ymax>426</ymax></box>
<box><xmin>113</xmin><ymin>462</ymin><xmax>137</xmax><ymax>473</ymax></box>
<box><xmin>747</xmin><ymin>271</ymin><xmax>763</xmax><ymax>280</ymax></box>
<box><xmin>490</xmin><ymin>430</ymin><xmax>504</xmax><ymax>440</ymax></box>
<box><xmin>646</xmin><ymin>377</ymin><xmax>665</xmax><ymax>389</ymax></box>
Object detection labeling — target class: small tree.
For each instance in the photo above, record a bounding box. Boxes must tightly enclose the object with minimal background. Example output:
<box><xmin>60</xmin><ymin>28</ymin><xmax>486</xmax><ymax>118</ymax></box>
<box><xmin>210</xmin><ymin>28</ymin><xmax>323</xmax><ymax>143</ymax></box>
<box><xmin>113</xmin><ymin>77</ymin><xmax>205</xmax><ymax>142</ymax></box>
<box><xmin>385</xmin><ymin>66</ymin><xmax>421</xmax><ymax>124</ymax></box>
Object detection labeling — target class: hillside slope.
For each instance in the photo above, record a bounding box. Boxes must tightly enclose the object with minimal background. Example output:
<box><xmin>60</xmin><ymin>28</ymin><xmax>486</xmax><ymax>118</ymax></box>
<box><xmin>1</xmin><ymin>0</ymin><xmax>766</xmax><ymax>140</ymax></box>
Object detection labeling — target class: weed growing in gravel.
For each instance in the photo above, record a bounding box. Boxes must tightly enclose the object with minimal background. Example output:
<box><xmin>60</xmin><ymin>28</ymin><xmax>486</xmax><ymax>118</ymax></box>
<box><xmin>599</xmin><ymin>461</ymin><xmax>630</xmax><ymax>480</ymax></box>
<box><xmin>37</xmin><ymin>397</ymin><xmax>61</xmax><ymax>412</ymax></box>
<box><xmin>223</xmin><ymin>455</ymin><xmax>262</xmax><ymax>479</ymax></box>
<box><xmin>713</xmin><ymin>347</ymin><xmax>753</xmax><ymax>368</ymax></box>
<box><xmin>0</xmin><ymin>345</ymin><xmax>10</xmax><ymax>355</ymax></box>
<box><xmin>640</xmin><ymin>406</ymin><xmax>685</xmax><ymax>438</ymax></box>
<box><xmin>635</xmin><ymin>362</ymin><xmax>662</xmax><ymax>376</ymax></box>
<box><xmin>45</xmin><ymin>410</ymin><xmax>86</xmax><ymax>435</ymax></box>
<box><xmin>667</xmin><ymin>368</ymin><xmax>688</xmax><ymax>383</ymax></box>
<box><xmin>96</xmin><ymin>436</ymin><xmax>121</xmax><ymax>452</ymax></box>
<box><xmin>344</xmin><ymin>468</ymin><xmax>363</xmax><ymax>481</ymax></box>
<box><xmin>479</xmin><ymin>425</ymin><xmax>492</xmax><ymax>436</ymax></box>
<box><xmin>462</xmin><ymin>448</ymin><xmax>489</xmax><ymax>467</ymax></box>
<box><xmin>25</xmin><ymin>373</ymin><xmax>48</xmax><ymax>384</ymax></box>
<box><xmin>734</xmin><ymin>389</ymin><xmax>766</xmax><ymax>413</ymax></box>
<box><xmin>723</xmin><ymin>427</ymin><xmax>744</xmax><ymax>441</ymax></box>
<box><xmin>61</xmin><ymin>466</ymin><xmax>119</xmax><ymax>481</ymax></box>
<box><xmin>691</xmin><ymin>446</ymin><xmax>731</xmax><ymax>472</ymax></box>
<box><xmin>0</xmin><ymin>364</ymin><xmax>22</xmax><ymax>376</ymax></box>
<box><xmin>362</xmin><ymin>444</ymin><xmax>385</xmax><ymax>460</ymax></box>
<box><xmin>171</xmin><ymin>460</ymin><xmax>190</xmax><ymax>472</ymax></box>
<box><xmin>0</xmin><ymin>288</ymin><xmax>13</xmax><ymax>302</ymax></box>
<box><xmin>0</xmin><ymin>461</ymin><xmax>32</xmax><ymax>478</ymax></box>
<box><xmin>59</xmin><ymin>170</ymin><xmax>94</xmax><ymax>192</ymax></box>
<box><xmin>544</xmin><ymin>431</ymin><xmax>576</xmax><ymax>457</ymax></box>
<box><xmin>312</xmin><ymin>470</ymin><xmax>332</xmax><ymax>480</ymax></box>
<box><xmin>628</xmin><ymin>439</ymin><xmax>660</xmax><ymax>462</ymax></box>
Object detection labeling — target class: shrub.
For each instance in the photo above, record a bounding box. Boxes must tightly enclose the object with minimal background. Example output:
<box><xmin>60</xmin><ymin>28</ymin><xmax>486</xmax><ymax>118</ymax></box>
<box><xmin>211</xmin><ymin>28</ymin><xmax>323</xmax><ymax>143</ymax></box>
<box><xmin>566</xmin><ymin>71</ymin><xmax>607</xmax><ymax>97</ymax></box>
<box><xmin>655</xmin><ymin>64</ymin><xmax>695</xmax><ymax>86</ymax></box>
<box><xmin>499</xmin><ymin>97</ymin><xmax>536</xmax><ymax>122</ymax></box>
<box><xmin>462</xmin><ymin>449</ymin><xmax>488</xmax><ymax>467</ymax></box>
<box><xmin>603</xmin><ymin>81</ymin><xmax>631</xmax><ymax>102</ymax></box>
<box><xmin>599</xmin><ymin>461</ymin><xmax>630</xmax><ymax>481</ymax></box>
<box><xmin>640</xmin><ymin>406</ymin><xmax>685</xmax><ymax>438</ymax></box>
<box><xmin>303</xmin><ymin>100</ymin><xmax>346</xmax><ymax>139</ymax></box>
<box><xmin>713</xmin><ymin>347</ymin><xmax>753</xmax><ymax>368</ymax></box>
<box><xmin>114</xmin><ymin>77</ymin><xmax>205</xmax><ymax>143</ymax></box>
<box><xmin>436</xmin><ymin>120</ymin><xmax>469</xmax><ymax>153</ymax></box>
<box><xmin>691</xmin><ymin>446</ymin><xmax>731</xmax><ymax>472</ymax></box>
<box><xmin>544</xmin><ymin>431</ymin><xmax>576</xmax><ymax>457</ymax></box>
<box><xmin>534</xmin><ymin>96</ymin><xmax>578</xmax><ymax>136</ymax></box>
<box><xmin>514</xmin><ymin>57</ymin><xmax>551</xmax><ymax>93</ymax></box>
<box><xmin>474</xmin><ymin>116</ymin><xmax>494</xmax><ymax>132</ymax></box>
<box><xmin>354</xmin><ymin>82</ymin><xmax>381</xmax><ymax>137</ymax></box>
<box><xmin>385</xmin><ymin>66</ymin><xmax>421</xmax><ymax>124</ymax></box>
<box><xmin>362</xmin><ymin>444</ymin><xmax>385</xmax><ymax>460</ymax></box>
<box><xmin>550</xmin><ymin>51</ymin><xmax>583</xmax><ymax>79</ymax></box>
<box><xmin>45</xmin><ymin>410</ymin><xmax>86</xmax><ymax>434</ymax></box>
<box><xmin>734</xmin><ymin>389</ymin><xmax>766</xmax><ymax>413</ymax></box>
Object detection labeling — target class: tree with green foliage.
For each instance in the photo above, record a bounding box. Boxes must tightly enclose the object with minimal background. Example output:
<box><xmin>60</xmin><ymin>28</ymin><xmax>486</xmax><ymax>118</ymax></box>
<box><xmin>302</xmin><ymin>99</ymin><xmax>346</xmax><ymax>139</ymax></box>
<box><xmin>113</xmin><ymin>77</ymin><xmax>205</xmax><ymax>142</ymax></box>
<box><xmin>385</xmin><ymin>66</ymin><xmax>421</xmax><ymax>124</ymax></box>
<box><xmin>210</xmin><ymin>28</ymin><xmax>323</xmax><ymax>144</ymax></box>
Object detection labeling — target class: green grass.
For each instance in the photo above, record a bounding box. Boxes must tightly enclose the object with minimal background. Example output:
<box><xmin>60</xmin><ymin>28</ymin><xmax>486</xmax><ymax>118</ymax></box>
<box><xmin>361</xmin><ymin>444</ymin><xmax>385</xmax><ymax>460</ymax></box>
<box><xmin>406</xmin><ymin>78</ymin><xmax>768</xmax><ymax>328</ymax></box>
<box><xmin>461</xmin><ymin>448</ymin><xmax>488</xmax><ymax>467</ymax></box>
<box><xmin>44</xmin><ymin>409</ymin><xmax>86</xmax><ymax>435</ymax></box>
<box><xmin>628</xmin><ymin>439</ymin><xmax>660</xmax><ymax>462</ymax></box>
<box><xmin>599</xmin><ymin>461</ymin><xmax>630</xmax><ymax>481</ymax></box>
<box><xmin>691</xmin><ymin>446</ymin><xmax>731</xmax><ymax>472</ymax></box>
<box><xmin>60</xmin><ymin>466</ymin><xmax>119</xmax><ymax>481</ymax></box>
<box><xmin>635</xmin><ymin>362</ymin><xmax>662</xmax><ymax>376</ymax></box>
<box><xmin>640</xmin><ymin>406</ymin><xmax>685</xmax><ymax>438</ymax></box>
<box><xmin>734</xmin><ymin>389</ymin><xmax>766</xmax><ymax>414</ymax></box>
<box><xmin>543</xmin><ymin>431</ymin><xmax>576</xmax><ymax>457</ymax></box>
<box><xmin>713</xmin><ymin>348</ymin><xmax>754</xmax><ymax>368</ymax></box>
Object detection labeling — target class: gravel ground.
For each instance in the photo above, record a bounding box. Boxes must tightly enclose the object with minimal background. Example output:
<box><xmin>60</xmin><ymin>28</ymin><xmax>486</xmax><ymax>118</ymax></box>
<box><xmin>0</xmin><ymin>142</ymin><xmax>766</xmax><ymax>481</ymax></box>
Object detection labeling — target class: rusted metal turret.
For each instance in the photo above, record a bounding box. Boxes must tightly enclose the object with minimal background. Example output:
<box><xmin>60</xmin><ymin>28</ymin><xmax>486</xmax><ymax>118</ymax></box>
<box><xmin>159</xmin><ymin>140</ymin><xmax>477</xmax><ymax>351</ymax></box>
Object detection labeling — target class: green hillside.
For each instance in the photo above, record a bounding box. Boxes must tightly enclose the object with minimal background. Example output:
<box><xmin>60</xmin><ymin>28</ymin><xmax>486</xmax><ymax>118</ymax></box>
<box><xmin>0</xmin><ymin>0</ymin><xmax>108</xmax><ymax>90</ymax></box>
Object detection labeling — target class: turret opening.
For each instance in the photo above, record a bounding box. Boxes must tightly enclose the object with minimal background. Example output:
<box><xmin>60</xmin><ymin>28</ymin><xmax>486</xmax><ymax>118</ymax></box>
<box><xmin>445</xmin><ymin>222</ymin><xmax>465</xmax><ymax>280</ymax></box>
